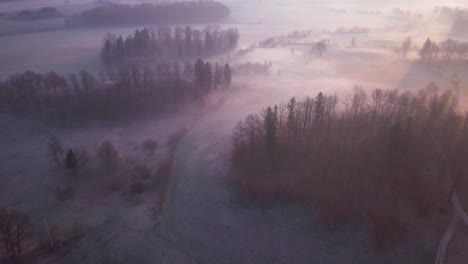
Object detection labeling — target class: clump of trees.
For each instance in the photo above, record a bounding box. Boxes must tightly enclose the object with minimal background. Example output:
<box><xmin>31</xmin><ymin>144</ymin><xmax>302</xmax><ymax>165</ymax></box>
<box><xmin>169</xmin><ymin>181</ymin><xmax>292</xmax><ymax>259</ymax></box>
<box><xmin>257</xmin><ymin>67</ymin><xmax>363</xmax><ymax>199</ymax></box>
<box><xmin>233</xmin><ymin>62</ymin><xmax>272</xmax><ymax>76</ymax></box>
<box><xmin>101</xmin><ymin>26</ymin><xmax>239</xmax><ymax>65</ymax></box>
<box><xmin>392</xmin><ymin>37</ymin><xmax>412</xmax><ymax>58</ymax></box>
<box><xmin>0</xmin><ymin>60</ymin><xmax>232</xmax><ymax>125</ymax></box>
<box><xmin>434</xmin><ymin>6</ymin><xmax>468</xmax><ymax>36</ymax></box>
<box><xmin>312</xmin><ymin>40</ymin><xmax>328</xmax><ymax>56</ymax></box>
<box><xmin>47</xmin><ymin>137</ymin><xmax>89</xmax><ymax>172</ymax></box>
<box><xmin>419</xmin><ymin>38</ymin><xmax>468</xmax><ymax>64</ymax></box>
<box><xmin>392</xmin><ymin>8</ymin><xmax>411</xmax><ymax>17</ymax></box>
<box><xmin>335</xmin><ymin>26</ymin><xmax>370</xmax><ymax>34</ymax></box>
<box><xmin>66</xmin><ymin>1</ymin><xmax>231</xmax><ymax>27</ymax></box>
<box><xmin>231</xmin><ymin>84</ymin><xmax>468</xmax><ymax>247</ymax></box>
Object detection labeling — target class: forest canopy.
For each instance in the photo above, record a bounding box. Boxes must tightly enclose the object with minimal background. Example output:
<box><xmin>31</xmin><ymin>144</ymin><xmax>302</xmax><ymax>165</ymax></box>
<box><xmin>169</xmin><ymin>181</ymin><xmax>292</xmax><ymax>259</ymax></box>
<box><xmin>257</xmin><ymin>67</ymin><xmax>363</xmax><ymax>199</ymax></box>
<box><xmin>66</xmin><ymin>1</ymin><xmax>231</xmax><ymax>27</ymax></box>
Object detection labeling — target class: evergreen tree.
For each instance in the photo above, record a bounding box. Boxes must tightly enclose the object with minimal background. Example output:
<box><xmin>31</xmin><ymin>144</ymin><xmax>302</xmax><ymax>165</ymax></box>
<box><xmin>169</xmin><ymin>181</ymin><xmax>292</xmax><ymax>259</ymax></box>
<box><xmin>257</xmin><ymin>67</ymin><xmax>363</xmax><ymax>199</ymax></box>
<box><xmin>102</xmin><ymin>39</ymin><xmax>113</xmax><ymax>64</ymax></box>
<box><xmin>175</xmin><ymin>27</ymin><xmax>183</xmax><ymax>58</ymax></box>
<box><xmin>287</xmin><ymin>97</ymin><xmax>296</xmax><ymax>133</ymax></box>
<box><xmin>204</xmin><ymin>31</ymin><xmax>214</xmax><ymax>55</ymax></box>
<box><xmin>115</xmin><ymin>36</ymin><xmax>125</xmax><ymax>62</ymax></box>
<box><xmin>223</xmin><ymin>63</ymin><xmax>231</xmax><ymax>87</ymax></box>
<box><xmin>314</xmin><ymin>92</ymin><xmax>325</xmax><ymax>125</ymax></box>
<box><xmin>419</xmin><ymin>38</ymin><xmax>432</xmax><ymax>62</ymax></box>
<box><xmin>205</xmin><ymin>62</ymin><xmax>213</xmax><ymax>91</ymax></box>
<box><xmin>195</xmin><ymin>59</ymin><xmax>205</xmax><ymax>87</ymax></box>
<box><xmin>264</xmin><ymin>106</ymin><xmax>278</xmax><ymax>158</ymax></box>
<box><xmin>214</xmin><ymin>63</ymin><xmax>222</xmax><ymax>88</ymax></box>
<box><xmin>185</xmin><ymin>26</ymin><xmax>193</xmax><ymax>56</ymax></box>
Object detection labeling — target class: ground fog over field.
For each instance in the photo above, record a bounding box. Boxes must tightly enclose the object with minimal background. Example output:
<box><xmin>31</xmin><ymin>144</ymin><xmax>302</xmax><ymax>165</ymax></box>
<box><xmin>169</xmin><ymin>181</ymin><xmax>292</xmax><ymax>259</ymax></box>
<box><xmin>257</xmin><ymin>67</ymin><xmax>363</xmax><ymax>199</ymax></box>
<box><xmin>1</xmin><ymin>0</ymin><xmax>468</xmax><ymax>263</ymax></box>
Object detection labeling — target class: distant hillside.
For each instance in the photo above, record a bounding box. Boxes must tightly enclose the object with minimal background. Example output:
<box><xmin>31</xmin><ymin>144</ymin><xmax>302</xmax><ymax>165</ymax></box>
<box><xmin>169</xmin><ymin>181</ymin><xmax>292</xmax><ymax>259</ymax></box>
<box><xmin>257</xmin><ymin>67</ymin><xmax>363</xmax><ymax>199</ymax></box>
<box><xmin>66</xmin><ymin>1</ymin><xmax>231</xmax><ymax>28</ymax></box>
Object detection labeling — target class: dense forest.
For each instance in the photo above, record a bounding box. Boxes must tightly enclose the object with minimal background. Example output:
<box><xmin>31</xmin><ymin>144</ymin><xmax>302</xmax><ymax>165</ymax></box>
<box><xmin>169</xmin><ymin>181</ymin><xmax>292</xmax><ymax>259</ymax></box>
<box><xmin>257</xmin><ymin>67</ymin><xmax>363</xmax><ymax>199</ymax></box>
<box><xmin>231</xmin><ymin>85</ymin><xmax>468</xmax><ymax>247</ymax></box>
<box><xmin>0</xmin><ymin>60</ymin><xmax>232</xmax><ymax>125</ymax></box>
<box><xmin>101</xmin><ymin>26</ymin><xmax>239</xmax><ymax>65</ymax></box>
<box><xmin>66</xmin><ymin>1</ymin><xmax>231</xmax><ymax>28</ymax></box>
<box><xmin>419</xmin><ymin>38</ymin><xmax>468</xmax><ymax>64</ymax></box>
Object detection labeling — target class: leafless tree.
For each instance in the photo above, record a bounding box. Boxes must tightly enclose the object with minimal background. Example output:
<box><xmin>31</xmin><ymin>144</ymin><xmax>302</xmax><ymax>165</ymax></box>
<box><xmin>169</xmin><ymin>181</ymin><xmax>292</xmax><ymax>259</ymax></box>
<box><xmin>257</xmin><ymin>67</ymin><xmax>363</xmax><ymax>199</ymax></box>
<box><xmin>0</xmin><ymin>208</ymin><xmax>30</xmax><ymax>258</ymax></box>
<box><xmin>97</xmin><ymin>141</ymin><xmax>120</xmax><ymax>176</ymax></box>
<box><xmin>47</xmin><ymin>137</ymin><xmax>64</xmax><ymax>169</ymax></box>
<box><xmin>148</xmin><ymin>193</ymin><xmax>165</xmax><ymax>225</ymax></box>
<box><xmin>142</xmin><ymin>139</ymin><xmax>158</xmax><ymax>155</ymax></box>
<box><xmin>74</xmin><ymin>146</ymin><xmax>90</xmax><ymax>170</ymax></box>
<box><xmin>401</xmin><ymin>36</ymin><xmax>412</xmax><ymax>58</ymax></box>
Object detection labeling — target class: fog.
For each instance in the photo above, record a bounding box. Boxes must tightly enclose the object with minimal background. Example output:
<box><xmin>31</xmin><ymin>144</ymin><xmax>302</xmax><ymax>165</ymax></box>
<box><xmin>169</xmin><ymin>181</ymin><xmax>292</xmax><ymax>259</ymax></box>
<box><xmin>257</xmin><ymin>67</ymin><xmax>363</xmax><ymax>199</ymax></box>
<box><xmin>1</xmin><ymin>0</ymin><xmax>468</xmax><ymax>263</ymax></box>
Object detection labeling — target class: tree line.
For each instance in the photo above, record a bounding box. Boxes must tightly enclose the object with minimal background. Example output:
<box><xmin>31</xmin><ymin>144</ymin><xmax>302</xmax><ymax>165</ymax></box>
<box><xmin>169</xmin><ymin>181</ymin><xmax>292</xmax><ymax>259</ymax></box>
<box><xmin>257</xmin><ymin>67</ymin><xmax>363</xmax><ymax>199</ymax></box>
<box><xmin>66</xmin><ymin>1</ymin><xmax>231</xmax><ymax>28</ymax></box>
<box><xmin>101</xmin><ymin>26</ymin><xmax>239</xmax><ymax>65</ymax></box>
<box><xmin>434</xmin><ymin>6</ymin><xmax>468</xmax><ymax>36</ymax></box>
<box><xmin>419</xmin><ymin>38</ymin><xmax>468</xmax><ymax>64</ymax></box>
<box><xmin>8</xmin><ymin>7</ymin><xmax>63</xmax><ymax>21</ymax></box>
<box><xmin>231</xmin><ymin>84</ymin><xmax>468</xmax><ymax>247</ymax></box>
<box><xmin>0</xmin><ymin>60</ymin><xmax>232</xmax><ymax>125</ymax></box>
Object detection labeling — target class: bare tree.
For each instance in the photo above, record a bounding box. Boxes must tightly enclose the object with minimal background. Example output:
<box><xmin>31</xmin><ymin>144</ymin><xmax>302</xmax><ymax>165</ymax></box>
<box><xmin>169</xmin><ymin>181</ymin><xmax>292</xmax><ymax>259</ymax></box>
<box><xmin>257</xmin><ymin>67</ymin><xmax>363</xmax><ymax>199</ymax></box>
<box><xmin>0</xmin><ymin>208</ymin><xmax>30</xmax><ymax>258</ymax></box>
<box><xmin>47</xmin><ymin>137</ymin><xmax>64</xmax><ymax>169</ymax></box>
<box><xmin>74</xmin><ymin>146</ymin><xmax>90</xmax><ymax>170</ymax></box>
<box><xmin>97</xmin><ymin>141</ymin><xmax>120</xmax><ymax>176</ymax></box>
<box><xmin>142</xmin><ymin>139</ymin><xmax>158</xmax><ymax>155</ymax></box>
<box><xmin>401</xmin><ymin>36</ymin><xmax>412</xmax><ymax>58</ymax></box>
<box><xmin>148</xmin><ymin>193</ymin><xmax>165</xmax><ymax>225</ymax></box>
<box><xmin>40</xmin><ymin>218</ymin><xmax>58</xmax><ymax>252</ymax></box>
